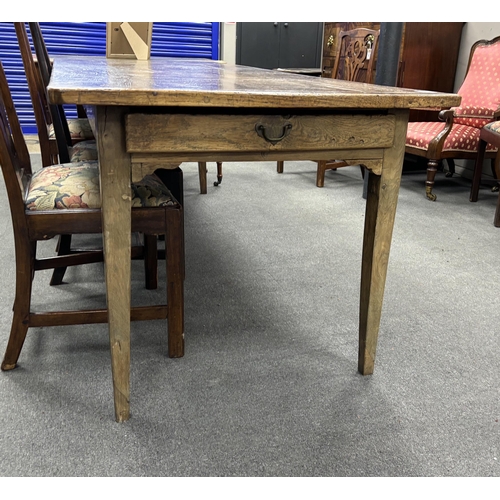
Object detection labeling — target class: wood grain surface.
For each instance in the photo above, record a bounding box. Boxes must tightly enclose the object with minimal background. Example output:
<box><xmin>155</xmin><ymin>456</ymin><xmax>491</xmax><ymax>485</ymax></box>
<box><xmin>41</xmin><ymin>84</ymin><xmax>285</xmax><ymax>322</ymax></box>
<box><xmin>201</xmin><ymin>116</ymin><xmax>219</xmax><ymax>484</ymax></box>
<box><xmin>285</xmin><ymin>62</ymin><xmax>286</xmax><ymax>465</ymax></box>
<box><xmin>47</xmin><ymin>56</ymin><xmax>461</xmax><ymax>110</ymax></box>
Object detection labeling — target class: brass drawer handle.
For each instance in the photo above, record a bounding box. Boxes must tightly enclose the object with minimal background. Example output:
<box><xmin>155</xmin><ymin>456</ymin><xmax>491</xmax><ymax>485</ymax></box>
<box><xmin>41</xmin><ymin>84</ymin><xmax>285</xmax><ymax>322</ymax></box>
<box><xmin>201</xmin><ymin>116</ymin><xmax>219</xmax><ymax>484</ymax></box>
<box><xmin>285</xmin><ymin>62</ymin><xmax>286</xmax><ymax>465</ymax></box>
<box><xmin>255</xmin><ymin>122</ymin><xmax>292</xmax><ymax>145</ymax></box>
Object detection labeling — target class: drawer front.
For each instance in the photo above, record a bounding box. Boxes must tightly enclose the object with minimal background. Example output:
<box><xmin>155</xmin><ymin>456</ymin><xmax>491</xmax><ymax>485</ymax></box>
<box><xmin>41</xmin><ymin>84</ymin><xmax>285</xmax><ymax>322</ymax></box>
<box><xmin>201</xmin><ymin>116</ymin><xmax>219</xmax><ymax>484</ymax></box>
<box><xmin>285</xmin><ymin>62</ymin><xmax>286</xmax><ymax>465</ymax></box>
<box><xmin>126</xmin><ymin>113</ymin><xmax>395</xmax><ymax>154</ymax></box>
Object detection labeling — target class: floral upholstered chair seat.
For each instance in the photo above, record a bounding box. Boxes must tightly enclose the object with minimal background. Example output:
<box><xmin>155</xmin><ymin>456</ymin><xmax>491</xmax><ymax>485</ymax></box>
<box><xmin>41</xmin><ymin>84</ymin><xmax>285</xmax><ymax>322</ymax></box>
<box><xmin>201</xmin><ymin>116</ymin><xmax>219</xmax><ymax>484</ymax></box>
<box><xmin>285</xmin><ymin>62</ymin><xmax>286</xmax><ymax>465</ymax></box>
<box><xmin>48</xmin><ymin>117</ymin><xmax>95</xmax><ymax>143</ymax></box>
<box><xmin>47</xmin><ymin>121</ymin><xmax>98</xmax><ymax>162</ymax></box>
<box><xmin>69</xmin><ymin>140</ymin><xmax>98</xmax><ymax>162</ymax></box>
<box><xmin>26</xmin><ymin>161</ymin><xmax>177</xmax><ymax>211</ymax></box>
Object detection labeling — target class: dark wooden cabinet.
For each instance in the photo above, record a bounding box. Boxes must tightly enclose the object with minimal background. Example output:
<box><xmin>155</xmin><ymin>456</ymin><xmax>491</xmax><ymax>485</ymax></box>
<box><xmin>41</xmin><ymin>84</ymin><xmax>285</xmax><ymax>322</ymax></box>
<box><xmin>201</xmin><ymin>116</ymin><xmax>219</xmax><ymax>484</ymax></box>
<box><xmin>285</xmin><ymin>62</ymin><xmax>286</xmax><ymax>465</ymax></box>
<box><xmin>236</xmin><ymin>22</ymin><xmax>323</xmax><ymax>69</ymax></box>
<box><xmin>322</xmin><ymin>22</ymin><xmax>465</xmax><ymax>121</ymax></box>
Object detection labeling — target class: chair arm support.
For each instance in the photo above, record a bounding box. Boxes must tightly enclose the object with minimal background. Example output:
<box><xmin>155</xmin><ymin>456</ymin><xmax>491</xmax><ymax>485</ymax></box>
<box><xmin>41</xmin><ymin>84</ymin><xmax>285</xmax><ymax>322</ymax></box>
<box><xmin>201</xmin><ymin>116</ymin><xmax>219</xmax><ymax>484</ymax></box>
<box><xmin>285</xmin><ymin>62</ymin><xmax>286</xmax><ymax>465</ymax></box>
<box><xmin>427</xmin><ymin>109</ymin><xmax>455</xmax><ymax>157</ymax></box>
<box><xmin>438</xmin><ymin>109</ymin><xmax>455</xmax><ymax>122</ymax></box>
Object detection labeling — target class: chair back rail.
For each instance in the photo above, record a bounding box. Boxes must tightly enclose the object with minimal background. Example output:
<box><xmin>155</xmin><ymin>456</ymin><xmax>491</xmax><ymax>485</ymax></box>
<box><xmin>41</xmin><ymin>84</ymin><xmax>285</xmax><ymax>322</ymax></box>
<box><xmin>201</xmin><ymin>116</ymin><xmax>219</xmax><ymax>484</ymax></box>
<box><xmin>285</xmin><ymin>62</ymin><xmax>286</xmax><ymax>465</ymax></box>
<box><xmin>28</xmin><ymin>22</ymin><xmax>52</xmax><ymax>87</ymax></box>
<box><xmin>0</xmin><ymin>64</ymin><xmax>32</xmax><ymax>211</ymax></box>
<box><xmin>14</xmin><ymin>22</ymin><xmax>58</xmax><ymax>167</ymax></box>
<box><xmin>28</xmin><ymin>22</ymin><xmax>73</xmax><ymax>150</ymax></box>
<box><xmin>331</xmin><ymin>28</ymin><xmax>380</xmax><ymax>84</ymax></box>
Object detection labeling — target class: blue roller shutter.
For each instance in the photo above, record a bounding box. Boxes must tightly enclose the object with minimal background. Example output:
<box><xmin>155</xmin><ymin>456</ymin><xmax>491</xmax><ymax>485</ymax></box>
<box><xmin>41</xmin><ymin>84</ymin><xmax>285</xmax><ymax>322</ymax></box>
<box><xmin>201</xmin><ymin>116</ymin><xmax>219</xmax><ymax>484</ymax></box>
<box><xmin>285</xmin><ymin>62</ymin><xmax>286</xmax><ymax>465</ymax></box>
<box><xmin>0</xmin><ymin>22</ymin><xmax>220</xmax><ymax>133</ymax></box>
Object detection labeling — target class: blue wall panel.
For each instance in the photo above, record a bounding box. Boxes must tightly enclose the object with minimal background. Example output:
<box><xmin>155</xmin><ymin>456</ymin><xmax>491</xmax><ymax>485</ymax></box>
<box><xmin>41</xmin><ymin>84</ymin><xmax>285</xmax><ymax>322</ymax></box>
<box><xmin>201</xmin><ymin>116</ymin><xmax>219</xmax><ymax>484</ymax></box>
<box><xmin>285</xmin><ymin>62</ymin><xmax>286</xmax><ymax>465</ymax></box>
<box><xmin>0</xmin><ymin>22</ymin><xmax>220</xmax><ymax>133</ymax></box>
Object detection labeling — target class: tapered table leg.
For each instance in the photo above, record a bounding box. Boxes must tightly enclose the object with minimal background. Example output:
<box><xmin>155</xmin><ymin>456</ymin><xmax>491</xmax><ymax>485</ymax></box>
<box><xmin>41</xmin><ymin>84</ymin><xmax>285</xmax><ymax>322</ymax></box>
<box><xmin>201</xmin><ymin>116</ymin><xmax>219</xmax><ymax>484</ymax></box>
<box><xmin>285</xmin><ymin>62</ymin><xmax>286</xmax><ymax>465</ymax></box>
<box><xmin>359</xmin><ymin>110</ymin><xmax>409</xmax><ymax>375</ymax></box>
<box><xmin>96</xmin><ymin>105</ymin><xmax>132</xmax><ymax>422</ymax></box>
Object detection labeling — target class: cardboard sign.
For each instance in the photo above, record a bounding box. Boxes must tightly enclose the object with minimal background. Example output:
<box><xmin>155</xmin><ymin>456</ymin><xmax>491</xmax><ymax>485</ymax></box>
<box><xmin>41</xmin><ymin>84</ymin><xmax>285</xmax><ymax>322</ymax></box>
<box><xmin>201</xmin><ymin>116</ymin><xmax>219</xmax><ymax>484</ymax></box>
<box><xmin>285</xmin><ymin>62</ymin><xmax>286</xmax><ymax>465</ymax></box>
<box><xmin>106</xmin><ymin>22</ymin><xmax>152</xmax><ymax>60</ymax></box>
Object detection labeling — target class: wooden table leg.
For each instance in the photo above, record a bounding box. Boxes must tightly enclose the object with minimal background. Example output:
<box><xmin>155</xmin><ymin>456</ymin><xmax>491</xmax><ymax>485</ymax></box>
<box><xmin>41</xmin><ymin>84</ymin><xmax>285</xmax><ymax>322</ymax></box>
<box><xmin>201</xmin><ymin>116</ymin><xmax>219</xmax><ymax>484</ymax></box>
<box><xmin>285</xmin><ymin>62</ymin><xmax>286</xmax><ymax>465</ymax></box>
<box><xmin>96</xmin><ymin>106</ymin><xmax>132</xmax><ymax>422</ymax></box>
<box><xmin>358</xmin><ymin>110</ymin><xmax>409</xmax><ymax>375</ymax></box>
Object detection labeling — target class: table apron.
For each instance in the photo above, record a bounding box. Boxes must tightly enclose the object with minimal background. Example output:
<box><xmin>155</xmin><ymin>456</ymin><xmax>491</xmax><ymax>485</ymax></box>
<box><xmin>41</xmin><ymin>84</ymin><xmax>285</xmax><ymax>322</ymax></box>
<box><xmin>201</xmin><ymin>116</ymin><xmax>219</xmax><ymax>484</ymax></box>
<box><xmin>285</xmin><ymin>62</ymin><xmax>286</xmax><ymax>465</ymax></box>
<box><xmin>125</xmin><ymin>113</ymin><xmax>395</xmax><ymax>155</ymax></box>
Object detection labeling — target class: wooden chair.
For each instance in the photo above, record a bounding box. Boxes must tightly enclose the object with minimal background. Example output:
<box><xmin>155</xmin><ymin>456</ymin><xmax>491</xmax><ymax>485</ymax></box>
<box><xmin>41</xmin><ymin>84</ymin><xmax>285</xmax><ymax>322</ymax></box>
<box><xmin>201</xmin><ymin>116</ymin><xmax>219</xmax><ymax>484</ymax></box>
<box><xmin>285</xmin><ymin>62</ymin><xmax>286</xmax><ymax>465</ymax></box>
<box><xmin>277</xmin><ymin>28</ymin><xmax>380</xmax><ymax>187</ymax></box>
<box><xmin>0</xmin><ymin>61</ymin><xmax>185</xmax><ymax>372</ymax></box>
<box><xmin>405</xmin><ymin>36</ymin><xmax>500</xmax><ymax>201</ymax></box>
<box><xmin>473</xmin><ymin>120</ymin><xmax>500</xmax><ymax>225</ymax></box>
<box><xmin>17</xmin><ymin>22</ymin><xmax>181</xmax><ymax>288</ymax></box>
<box><xmin>16</xmin><ymin>22</ymin><xmax>97</xmax><ymax>168</ymax></box>
<box><xmin>16</xmin><ymin>22</ymin><xmax>108</xmax><ymax>287</ymax></box>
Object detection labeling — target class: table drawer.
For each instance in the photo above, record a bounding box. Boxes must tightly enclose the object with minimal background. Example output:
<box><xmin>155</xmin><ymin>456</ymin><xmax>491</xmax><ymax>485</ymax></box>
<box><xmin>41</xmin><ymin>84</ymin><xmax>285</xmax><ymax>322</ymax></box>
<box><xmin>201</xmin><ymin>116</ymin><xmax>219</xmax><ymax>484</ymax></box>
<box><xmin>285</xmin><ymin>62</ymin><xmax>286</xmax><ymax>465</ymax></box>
<box><xmin>125</xmin><ymin>113</ymin><xmax>395</xmax><ymax>154</ymax></box>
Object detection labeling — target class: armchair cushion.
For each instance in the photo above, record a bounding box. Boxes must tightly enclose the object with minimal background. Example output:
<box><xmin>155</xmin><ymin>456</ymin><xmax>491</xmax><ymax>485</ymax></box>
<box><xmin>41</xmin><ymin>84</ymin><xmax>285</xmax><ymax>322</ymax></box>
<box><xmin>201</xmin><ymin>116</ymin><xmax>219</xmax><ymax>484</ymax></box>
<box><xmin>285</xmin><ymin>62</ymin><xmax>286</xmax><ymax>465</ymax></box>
<box><xmin>26</xmin><ymin>161</ymin><xmax>177</xmax><ymax>211</ymax></box>
<box><xmin>406</xmin><ymin>121</ymin><xmax>498</xmax><ymax>154</ymax></box>
<box><xmin>452</xmin><ymin>105</ymin><xmax>496</xmax><ymax>128</ymax></box>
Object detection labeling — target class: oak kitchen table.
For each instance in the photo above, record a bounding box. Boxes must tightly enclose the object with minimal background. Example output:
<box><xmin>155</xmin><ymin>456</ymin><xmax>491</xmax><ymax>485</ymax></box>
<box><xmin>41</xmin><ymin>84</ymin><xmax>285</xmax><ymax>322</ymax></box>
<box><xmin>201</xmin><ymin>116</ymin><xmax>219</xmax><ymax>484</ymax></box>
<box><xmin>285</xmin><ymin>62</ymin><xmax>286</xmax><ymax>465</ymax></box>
<box><xmin>47</xmin><ymin>56</ymin><xmax>461</xmax><ymax>422</ymax></box>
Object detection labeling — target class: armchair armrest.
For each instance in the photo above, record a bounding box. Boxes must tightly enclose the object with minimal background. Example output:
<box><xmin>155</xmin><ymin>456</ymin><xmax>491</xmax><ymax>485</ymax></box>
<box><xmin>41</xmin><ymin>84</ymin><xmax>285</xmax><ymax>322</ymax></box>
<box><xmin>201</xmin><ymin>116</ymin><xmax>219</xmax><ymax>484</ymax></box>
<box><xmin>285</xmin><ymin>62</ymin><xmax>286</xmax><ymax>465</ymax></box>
<box><xmin>439</xmin><ymin>109</ymin><xmax>455</xmax><ymax>122</ymax></box>
<box><xmin>426</xmin><ymin>109</ymin><xmax>455</xmax><ymax>157</ymax></box>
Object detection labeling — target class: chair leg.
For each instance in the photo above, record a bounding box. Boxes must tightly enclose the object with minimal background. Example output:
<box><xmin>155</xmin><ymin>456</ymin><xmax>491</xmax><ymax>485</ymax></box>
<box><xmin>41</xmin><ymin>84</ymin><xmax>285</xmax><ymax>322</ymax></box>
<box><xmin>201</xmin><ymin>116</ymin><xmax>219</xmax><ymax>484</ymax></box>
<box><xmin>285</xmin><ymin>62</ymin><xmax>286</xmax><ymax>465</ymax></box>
<box><xmin>495</xmin><ymin>192</ymin><xmax>500</xmax><ymax>227</ymax></box>
<box><xmin>316</xmin><ymin>160</ymin><xmax>327</xmax><ymax>187</ymax></box>
<box><xmin>445</xmin><ymin>158</ymin><xmax>455</xmax><ymax>177</ymax></box>
<box><xmin>316</xmin><ymin>160</ymin><xmax>350</xmax><ymax>187</ymax></box>
<box><xmin>277</xmin><ymin>161</ymin><xmax>284</xmax><ymax>173</ymax></box>
<box><xmin>470</xmin><ymin>139</ymin><xmax>487</xmax><ymax>202</ymax></box>
<box><xmin>214</xmin><ymin>162</ymin><xmax>223</xmax><ymax>186</ymax></box>
<box><xmin>165</xmin><ymin>208</ymin><xmax>185</xmax><ymax>358</ymax></box>
<box><xmin>492</xmin><ymin>156</ymin><xmax>500</xmax><ymax>226</ymax></box>
<box><xmin>198</xmin><ymin>162</ymin><xmax>207</xmax><ymax>194</ymax></box>
<box><xmin>49</xmin><ymin>234</ymin><xmax>72</xmax><ymax>285</ymax></box>
<box><xmin>491</xmin><ymin>156</ymin><xmax>500</xmax><ymax>193</ymax></box>
<box><xmin>1</xmin><ymin>242</ymin><xmax>35</xmax><ymax>371</ymax></box>
<box><xmin>144</xmin><ymin>234</ymin><xmax>158</xmax><ymax>290</ymax></box>
<box><xmin>425</xmin><ymin>159</ymin><xmax>439</xmax><ymax>201</ymax></box>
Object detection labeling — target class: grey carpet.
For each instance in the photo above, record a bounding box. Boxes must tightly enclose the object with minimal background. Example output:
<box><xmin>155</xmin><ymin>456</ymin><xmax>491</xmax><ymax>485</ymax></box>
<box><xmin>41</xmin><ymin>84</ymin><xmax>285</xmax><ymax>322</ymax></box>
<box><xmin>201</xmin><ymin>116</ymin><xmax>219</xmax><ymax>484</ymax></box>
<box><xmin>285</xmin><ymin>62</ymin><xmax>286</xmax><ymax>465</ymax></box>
<box><xmin>0</xmin><ymin>156</ymin><xmax>499</xmax><ymax>477</ymax></box>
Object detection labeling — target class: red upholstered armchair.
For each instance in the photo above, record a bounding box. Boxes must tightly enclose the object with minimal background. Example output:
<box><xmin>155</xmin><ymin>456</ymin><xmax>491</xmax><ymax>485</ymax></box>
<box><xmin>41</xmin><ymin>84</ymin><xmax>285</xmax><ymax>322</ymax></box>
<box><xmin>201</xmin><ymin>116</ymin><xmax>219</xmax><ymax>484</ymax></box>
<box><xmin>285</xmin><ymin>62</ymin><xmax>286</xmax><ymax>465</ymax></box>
<box><xmin>474</xmin><ymin>120</ymin><xmax>500</xmax><ymax>225</ymax></box>
<box><xmin>405</xmin><ymin>35</ymin><xmax>500</xmax><ymax>201</ymax></box>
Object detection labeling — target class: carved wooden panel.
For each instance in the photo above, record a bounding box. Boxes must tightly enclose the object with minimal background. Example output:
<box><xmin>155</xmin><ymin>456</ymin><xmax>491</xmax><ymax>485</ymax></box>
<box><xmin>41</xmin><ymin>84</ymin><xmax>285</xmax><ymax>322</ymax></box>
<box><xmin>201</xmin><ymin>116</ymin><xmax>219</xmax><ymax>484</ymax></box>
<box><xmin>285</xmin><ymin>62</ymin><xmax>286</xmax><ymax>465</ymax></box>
<box><xmin>333</xmin><ymin>29</ymin><xmax>380</xmax><ymax>84</ymax></box>
<box><xmin>322</xmin><ymin>22</ymin><xmax>381</xmax><ymax>77</ymax></box>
